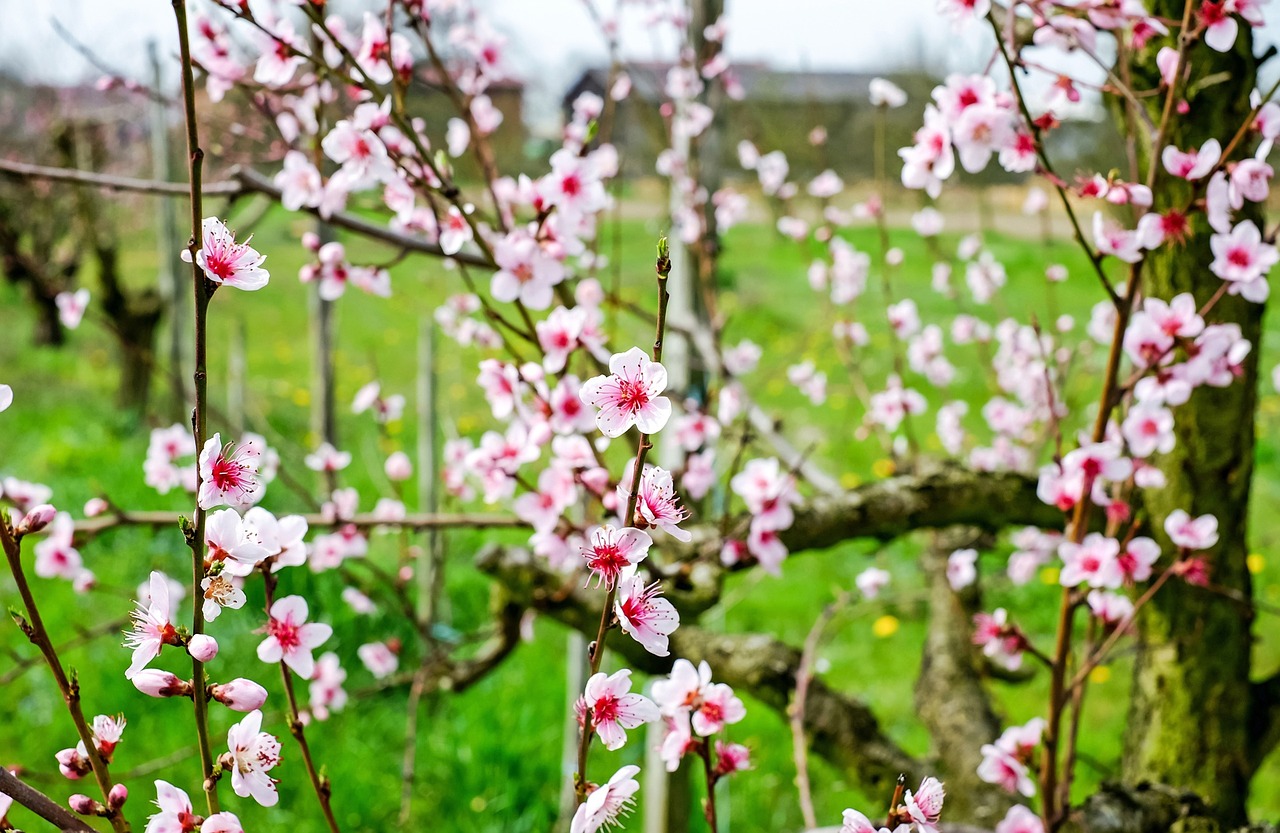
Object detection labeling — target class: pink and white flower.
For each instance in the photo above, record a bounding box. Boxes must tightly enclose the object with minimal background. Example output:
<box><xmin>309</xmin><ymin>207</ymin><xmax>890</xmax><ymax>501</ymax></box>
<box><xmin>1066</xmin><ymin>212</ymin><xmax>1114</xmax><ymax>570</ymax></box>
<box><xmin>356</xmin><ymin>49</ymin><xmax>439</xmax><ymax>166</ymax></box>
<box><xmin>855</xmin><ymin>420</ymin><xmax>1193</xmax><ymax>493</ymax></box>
<box><xmin>615</xmin><ymin>567</ymin><xmax>680</xmax><ymax>656</ymax></box>
<box><xmin>55</xmin><ymin>288</ymin><xmax>90</xmax><ymax>329</ymax></box>
<box><xmin>144</xmin><ymin>780</ymin><xmax>198</xmax><ymax>833</ymax></box>
<box><xmin>571</xmin><ymin>765</ymin><xmax>640</xmax><ymax>833</ymax></box>
<box><xmin>225</xmin><ymin>710</ymin><xmax>281</xmax><ymax>807</ymax></box>
<box><xmin>257</xmin><ymin>595</ymin><xmax>332</xmax><ymax>679</ymax></box>
<box><xmin>1165</xmin><ymin>510</ymin><xmax>1219</xmax><ymax>550</ymax></box>
<box><xmin>581</xmin><ymin>347</ymin><xmax>672</xmax><ymax>437</ymax></box>
<box><xmin>183</xmin><ymin>218</ymin><xmax>269</xmax><ymax>291</ymax></box>
<box><xmin>197</xmin><ymin>434</ymin><xmax>263</xmax><ymax>510</ymax></box>
<box><xmin>125</xmin><ymin>572</ymin><xmax>180</xmax><ymax>679</ymax></box>
<box><xmin>580</xmin><ymin>669</ymin><xmax>659</xmax><ymax>750</ymax></box>
<box><xmin>581</xmin><ymin>525</ymin><xmax>652</xmax><ymax>589</ymax></box>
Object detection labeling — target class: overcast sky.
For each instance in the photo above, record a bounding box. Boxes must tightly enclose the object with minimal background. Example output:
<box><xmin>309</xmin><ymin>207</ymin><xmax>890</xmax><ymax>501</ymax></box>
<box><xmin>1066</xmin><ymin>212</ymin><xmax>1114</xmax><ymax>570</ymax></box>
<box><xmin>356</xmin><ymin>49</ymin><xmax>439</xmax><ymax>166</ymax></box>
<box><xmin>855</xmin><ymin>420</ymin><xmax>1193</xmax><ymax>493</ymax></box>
<box><xmin>0</xmin><ymin>0</ymin><xmax>971</xmax><ymax>87</ymax></box>
<box><xmin>2</xmin><ymin>0</ymin><xmax>1278</xmax><ymax>123</ymax></box>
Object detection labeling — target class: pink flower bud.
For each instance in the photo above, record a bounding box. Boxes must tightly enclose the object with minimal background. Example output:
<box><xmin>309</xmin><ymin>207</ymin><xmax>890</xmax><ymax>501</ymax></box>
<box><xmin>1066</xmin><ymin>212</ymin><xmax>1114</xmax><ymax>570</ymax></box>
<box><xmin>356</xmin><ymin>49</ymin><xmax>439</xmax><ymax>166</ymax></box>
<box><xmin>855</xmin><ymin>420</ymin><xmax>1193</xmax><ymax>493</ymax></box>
<box><xmin>108</xmin><ymin>784</ymin><xmax>128</xmax><ymax>810</ymax></box>
<box><xmin>19</xmin><ymin>504</ymin><xmax>56</xmax><ymax>533</ymax></box>
<box><xmin>384</xmin><ymin>451</ymin><xmax>413</xmax><ymax>481</ymax></box>
<box><xmin>302</xmin><ymin>231</ymin><xmax>321</xmax><ymax>251</ymax></box>
<box><xmin>56</xmin><ymin>747</ymin><xmax>90</xmax><ymax>779</ymax></box>
<box><xmin>188</xmin><ymin>634</ymin><xmax>219</xmax><ymax>662</ymax></box>
<box><xmin>68</xmin><ymin>794</ymin><xmax>101</xmax><ymax>815</ymax></box>
<box><xmin>131</xmin><ymin>669</ymin><xmax>191</xmax><ymax>698</ymax></box>
<box><xmin>211</xmin><ymin>678</ymin><xmax>268</xmax><ymax>712</ymax></box>
<box><xmin>83</xmin><ymin>498</ymin><xmax>109</xmax><ymax>517</ymax></box>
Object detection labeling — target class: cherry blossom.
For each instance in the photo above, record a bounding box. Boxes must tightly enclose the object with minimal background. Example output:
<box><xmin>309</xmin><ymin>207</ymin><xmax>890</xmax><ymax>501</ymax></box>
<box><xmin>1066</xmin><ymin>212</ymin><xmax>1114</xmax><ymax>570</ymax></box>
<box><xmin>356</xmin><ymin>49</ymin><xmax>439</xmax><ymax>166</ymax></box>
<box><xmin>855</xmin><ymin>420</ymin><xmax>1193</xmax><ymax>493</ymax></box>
<box><xmin>309</xmin><ymin>652</ymin><xmax>349</xmax><ymax>721</ymax></box>
<box><xmin>1059</xmin><ymin>533</ymin><xmax>1123</xmax><ymax>589</ymax></box>
<box><xmin>615</xmin><ymin>567</ymin><xmax>679</xmax><ymax>656</ymax></box>
<box><xmin>144</xmin><ymin>780</ymin><xmax>198</xmax><ymax>833</ymax></box>
<box><xmin>357</xmin><ymin>641</ymin><xmax>400</xmax><ymax>679</ymax></box>
<box><xmin>201</xmin><ymin>814</ymin><xmax>244</xmax><ymax>833</ymax></box>
<box><xmin>33</xmin><ymin>513</ymin><xmax>86</xmax><ymax>583</ymax></box>
<box><xmin>972</xmin><ymin>608</ymin><xmax>1024</xmax><ymax>670</ymax></box>
<box><xmin>1165</xmin><ymin>510</ymin><xmax>1220</xmax><ymax>550</ymax></box>
<box><xmin>946</xmin><ymin>548</ymin><xmax>978</xmax><ymax>590</ymax></box>
<box><xmin>197</xmin><ymin>434</ymin><xmax>263</xmax><ymax>510</ymax></box>
<box><xmin>581</xmin><ymin>347</ymin><xmax>672</xmax><ymax>437</ymax></box>
<box><xmin>996</xmin><ymin>805</ymin><xmax>1045</xmax><ymax>833</ymax></box>
<box><xmin>570</xmin><ymin>765</ymin><xmax>640</xmax><ymax>833</ymax></box>
<box><xmin>225</xmin><ymin>710</ymin><xmax>281</xmax><ymax>807</ymax></box>
<box><xmin>183</xmin><ymin>218</ymin><xmax>269</xmax><ymax>291</ymax></box>
<box><xmin>125</xmin><ymin>572</ymin><xmax>180</xmax><ymax>679</ymax></box>
<box><xmin>257</xmin><ymin>595</ymin><xmax>333</xmax><ymax>678</ymax></box>
<box><xmin>1161</xmin><ymin>139</ymin><xmax>1221</xmax><ymax>180</ymax></box>
<box><xmin>1209</xmin><ymin>220</ymin><xmax>1276</xmax><ymax>301</ymax></box>
<box><xmin>581</xmin><ymin>525</ymin><xmax>652</xmax><ymax>589</ymax></box>
<box><xmin>580</xmin><ymin>669</ymin><xmax>659</xmax><ymax>750</ymax></box>
<box><xmin>55</xmin><ymin>288</ymin><xmax>90</xmax><ymax>330</ymax></box>
<box><xmin>978</xmin><ymin>742</ymin><xmax>1036</xmax><ymax>796</ymax></box>
<box><xmin>621</xmin><ymin>464</ymin><xmax>691</xmax><ymax>541</ymax></box>
<box><xmin>904</xmin><ymin>777</ymin><xmax>946</xmax><ymax>833</ymax></box>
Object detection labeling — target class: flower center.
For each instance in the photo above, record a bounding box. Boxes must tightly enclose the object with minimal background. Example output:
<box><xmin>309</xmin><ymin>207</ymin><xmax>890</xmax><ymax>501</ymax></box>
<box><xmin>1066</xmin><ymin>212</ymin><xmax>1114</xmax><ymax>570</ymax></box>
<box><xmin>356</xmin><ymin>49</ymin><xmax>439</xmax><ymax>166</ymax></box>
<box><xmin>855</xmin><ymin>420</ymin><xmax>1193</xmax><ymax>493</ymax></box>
<box><xmin>268</xmin><ymin>617</ymin><xmax>302</xmax><ymax>652</ymax></box>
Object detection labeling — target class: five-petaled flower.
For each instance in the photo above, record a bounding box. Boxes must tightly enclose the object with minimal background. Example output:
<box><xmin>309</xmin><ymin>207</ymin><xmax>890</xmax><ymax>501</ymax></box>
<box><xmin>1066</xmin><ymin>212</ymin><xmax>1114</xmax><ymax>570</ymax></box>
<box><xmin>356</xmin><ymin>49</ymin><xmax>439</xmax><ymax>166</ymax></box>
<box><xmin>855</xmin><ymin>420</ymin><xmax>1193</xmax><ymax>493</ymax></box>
<box><xmin>581</xmin><ymin>525</ymin><xmax>652</xmax><ymax>589</ymax></box>
<box><xmin>183</xmin><ymin>217</ymin><xmax>269</xmax><ymax>291</ymax></box>
<box><xmin>197</xmin><ymin>434</ymin><xmax>264</xmax><ymax>510</ymax></box>
<box><xmin>257</xmin><ymin>595</ymin><xmax>333</xmax><ymax>679</ymax></box>
<box><xmin>225</xmin><ymin>710</ymin><xmax>281</xmax><ymax>807</ymax></box>
<box><xmin>125</xmin><ymin>571</ymin><xmax>180</xmax><ymax>679</ymax></box>
<box><xmin>580</xmin><ymin>347</ymin><xmax>672</xmax><ymax>438</ymax></box>
<box><xmin>580</xmin><ymin>668</ymin><xmax>659</xmax><ymax>750</ymax></box>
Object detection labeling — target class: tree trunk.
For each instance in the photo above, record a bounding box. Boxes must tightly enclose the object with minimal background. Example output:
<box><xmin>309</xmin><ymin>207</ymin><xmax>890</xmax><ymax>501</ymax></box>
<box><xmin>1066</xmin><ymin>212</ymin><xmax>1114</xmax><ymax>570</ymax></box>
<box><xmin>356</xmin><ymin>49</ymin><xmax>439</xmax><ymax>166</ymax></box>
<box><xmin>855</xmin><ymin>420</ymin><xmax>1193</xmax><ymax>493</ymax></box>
<box><xmin>1121</xmin><ymin>19</ymin><xmax>1261</xmax><ymax>825</ymax></box>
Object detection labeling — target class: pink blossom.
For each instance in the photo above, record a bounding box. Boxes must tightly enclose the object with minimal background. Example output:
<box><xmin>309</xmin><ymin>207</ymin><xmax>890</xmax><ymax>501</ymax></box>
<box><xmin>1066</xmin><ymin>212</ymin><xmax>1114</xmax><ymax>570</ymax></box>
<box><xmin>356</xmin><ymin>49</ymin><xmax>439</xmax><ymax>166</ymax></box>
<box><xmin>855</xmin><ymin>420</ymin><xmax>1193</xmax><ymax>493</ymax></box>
<box><xmin>581</xmin><ymin>347</ymin><xmax>672</xmax><ymax>437</ymax></box>
<box><xmin>1117</xmin><ymin>536</ymin><xmax>1161</xmax><ymax>583</ymax></box>
<box><xmin>197</xmin><ymin>434</ymin><xmax>263</xmax><ymax>510</ymax></box>
<box><xmin>996</xmin><ymin>805</ymin><xmax>1045</xmax><ymax>833</ymax></box>
<box><xmin>305</xmin><ymin>442</ymin><xmax>352</xmax><ymax>473</ymax></box>
<box><xmin>620</xmin><ymin>464</ymin><xmax>691</xmax><ymax>541</ymax></box>
<box><xmin>1088</xmin><ymin>590</ymin><xmax>1136</xmax><ymax>625</ymax></box>
<box><xmin>730</xmin><ymin>457</ymin><xmax>800</xmax><ymax>531</ymax></box>
<box><xmin>691</xmin><ymin>681</ymin><xmax>746</xmax><ymax>736</ymax></box>
<box><xmin>183</xmin><ymin>218</ymin><xmax>269</xmax><ymax>291</ymax></box>
<box><xmin>570</xmin><ymin>765</ymin><xmax>640</xmax><ymax>833</ymax></box>
<box><xmin>275</xmin><ymin>150</ymin><xmax>323</xmax><ymax>211</ymax></box>
<box><xmin>226</xmin><ymin>710</ymin><xmax>281</xmax><ymax>807</ymax></box>
<box><xmin>205</xmin><ymin>508</ymin><xmax>268</xmax><ymax>578</ymax></box>
<box><xmin>144</xmin><ymin>780</ymin><xmax>197</xmax><ymax>833</ymax></box>
<box><xmin>1161</xmin><ymin>139</ymin><xmax>1221</xmax><ymax>180</ymax></box>
<box><xmin>1059</xmin><ymin>533</ymin><xmax>1123</xmax><ymax>589</ymax></box>
<box><xmin>681</xmin><ymin>448</ymin><xmax>716</xmax><ymax>501</ymax></box>
<box><xmin>0</xmin><ymin>384</ymin><xmax>10</xmax><ymax>413</ymax></box>
<box><xmin>211</xmin><ymin>679</ymin><xmax>268</xmax><ymax>713</ymax></box>
<box><xmin>1122</xmin><ymin>404</ymin><xmax>1175</xmax><ymax>458</ymax></box>
<box><xmin>1164</xmin><ymin>510</ymin><xmax>1219</xmax><ymax>550</ymax></box>
<box><xmin>33</xmin><ymin>512</ymin><xmax>84</xmax><ymax>582</ymax></box>
<box><xmin>904</xmin><ymin>776</ymin><xmax>946</xmax><ymax>833</ymax></box>
<box><xmin>615</xmin><ymin>567</ymin><xmax>680</xmax><ymax>656</ymax></box>
<box><xmin>125</xmin><ymin>572</ymin><xmax>180</xmax><ymax>679</ymax></box>
<box><xmin>188</xmin><ymin>634</ymin><xmax>218</xmax><ymax>663</ymax></box>
<box><xmin>132</xmin><ymin>670</ymin><xmax>190</xmax><ymax>699</ymax></box>
<box><xmin>491</xmin><ymin>232</ymin><xmax>564</xmax><ymax>310</ymax></box>
<box><xmin>201</xmin><ymin>813</ymin><xmax>244</xmax><ymax>833</ymax></box>
<box><xmin>947</xmin><ymin>548</ymin><xmax>978</xmax><ymax>590</ymax></box>
<box><xmin>439</xmin><ymin>207</ymin><xmax>474</xmax><ymax>256</ymax></box>
<box><xmin>55</xmin><ymin>288</ymin><xmax>89</xmax><ymax>329</ymax></box>
<box><xmin>973</xmin><ymin>608</ymin><xmax>1024</xmax><ymax>670</ymax></box>
<box><xmin>1210</xmin><ymin>220</ymin><xmax>1276</xmax><ymax>302</ymax></box>
<box><xmin>308</xmin><ymin>652</ymin><xmax>349</xmax><ymax>720</ymax></box>
<box><xmin>856</xmin><ymin>567</ymin><xmax>892</xmax><ymax>599</ymax></box>
<box><xmin>1201</xmin><ymin>0</ymin><xmax>1240</xmax><ymax>51</ymax></box>
<box><xmin>714</xmin><ymin>740</ymin><xmax>752</xmax><ymax>776</ymax></box>
<box><xmin>257</xmin><ymin>595</ymin><xmax>332</xmax><ymax>679</ymax></box>
<box><xmin>978</xmin><ymin>744</ymin><xmax>1035</xmax><ymax>796</ymax></box>
<box><xmin>357</xmin><ymin>641</ymin><xmax>400</xmax><ymax>679</ymax></box>
<box><xmin>1092</xmin><ymin>212</ymin><xmax>1144</xmax><ymax>263</ymax></box>
<box><xmin>537</xmin><ymin>306</ymin><xmax>586</xmax><ymax>373</ymax></box>
<box><xmin>581</xmin><ymin>525</ymin><xmax>652</xmax><ymax>588</ymax></box>
<box><xmin>581</xmin><ymin>669</ymin><xmax>659</xmax><ymax>750</ymax></box>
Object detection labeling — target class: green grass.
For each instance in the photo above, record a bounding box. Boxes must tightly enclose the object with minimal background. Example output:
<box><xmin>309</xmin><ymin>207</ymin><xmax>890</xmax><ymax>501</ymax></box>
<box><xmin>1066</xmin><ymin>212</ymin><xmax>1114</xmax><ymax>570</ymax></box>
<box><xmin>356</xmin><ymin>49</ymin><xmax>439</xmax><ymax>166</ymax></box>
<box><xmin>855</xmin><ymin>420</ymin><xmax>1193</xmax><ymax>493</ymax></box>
<box><xmin>1</xmin><ymin>202</ymin><xmax>1278</xmax><ymax>832</ymax></box>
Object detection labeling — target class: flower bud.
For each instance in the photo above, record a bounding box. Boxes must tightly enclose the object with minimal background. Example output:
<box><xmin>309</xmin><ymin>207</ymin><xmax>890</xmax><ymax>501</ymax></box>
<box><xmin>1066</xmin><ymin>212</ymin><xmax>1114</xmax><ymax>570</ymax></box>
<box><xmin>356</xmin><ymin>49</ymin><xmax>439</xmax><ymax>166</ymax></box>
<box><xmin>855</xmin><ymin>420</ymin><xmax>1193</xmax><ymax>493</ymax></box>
<box><xmin>19</xmin><ymin>504</ymin><xmax>56</xmax><ymax>534</ymax></box>
<box><xmin>108</xmin><ymin>784</ymin><xmax>128</xmax><ymax>811</ymax></box>
<box><xmin>211</xmin><ymin>678</ymin><xmax>268</xmax><ymax>712</ymax></box>
<box><xmin>302</xmin><ymin>231</ymin><xmax>321</xmax><ymax>251</ymax></box>
<box><xmin>68</xmin><ymin>794</ymin><xmax>102</xmax><ymax>815</ymax></box>
<box><xmin>384</xmin><ymin>451</ymin><xmax>413</xmax><ymax>481</ymax></box>
<box><xmin>131</xmin><ymin>669</ymin><xmax>192</xmax><ymax>699</ymax></box>
<box><xmin>188</xmin><ymin>634</ymin><xmax>219</xmax><ymax>662</ymax></box>
<box><xmin>56</xmin><ymin>747</ymin><xmax>90</xmax><ymax>780</ymax></box>
<box><xmin>83</xmin><ymin>497</ymin><xmax>109</xmax><ymax>517</ymax></box>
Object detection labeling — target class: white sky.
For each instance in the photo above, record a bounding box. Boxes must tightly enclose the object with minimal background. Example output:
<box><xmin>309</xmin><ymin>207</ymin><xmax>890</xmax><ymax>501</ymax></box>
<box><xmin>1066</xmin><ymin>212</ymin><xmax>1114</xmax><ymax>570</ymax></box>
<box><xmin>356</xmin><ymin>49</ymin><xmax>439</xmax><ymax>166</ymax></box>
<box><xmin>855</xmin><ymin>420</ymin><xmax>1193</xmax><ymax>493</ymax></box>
<box><xmin>0</xmin><ymin>0</ymin><xmax>968</xmax><ymax>86</ymax></box>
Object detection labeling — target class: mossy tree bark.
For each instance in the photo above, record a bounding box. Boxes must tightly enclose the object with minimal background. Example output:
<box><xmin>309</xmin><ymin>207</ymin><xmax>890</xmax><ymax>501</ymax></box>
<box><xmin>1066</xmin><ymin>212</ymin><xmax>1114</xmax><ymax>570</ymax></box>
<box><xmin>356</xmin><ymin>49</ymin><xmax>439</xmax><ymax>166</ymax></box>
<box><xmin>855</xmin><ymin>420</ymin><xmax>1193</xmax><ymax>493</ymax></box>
<box><xmin>1120</xmin><ymin>14</ymin><xmax>1262</xmax><ymax>824</ymax></box>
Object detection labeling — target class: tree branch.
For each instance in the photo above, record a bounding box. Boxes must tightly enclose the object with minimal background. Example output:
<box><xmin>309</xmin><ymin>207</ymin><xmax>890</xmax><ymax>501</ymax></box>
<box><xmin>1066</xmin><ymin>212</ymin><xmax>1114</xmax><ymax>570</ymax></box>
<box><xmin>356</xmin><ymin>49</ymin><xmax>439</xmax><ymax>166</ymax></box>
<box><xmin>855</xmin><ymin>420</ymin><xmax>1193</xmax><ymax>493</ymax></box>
<box><xmin>476</xmin><ymin>545</ymin><xmax>924</xmax><ymax>796</ymax></box>
<box><xmin>0</xmin><ymin>767</ymin><xmax>98</xmax><ymax>833</ymax></box>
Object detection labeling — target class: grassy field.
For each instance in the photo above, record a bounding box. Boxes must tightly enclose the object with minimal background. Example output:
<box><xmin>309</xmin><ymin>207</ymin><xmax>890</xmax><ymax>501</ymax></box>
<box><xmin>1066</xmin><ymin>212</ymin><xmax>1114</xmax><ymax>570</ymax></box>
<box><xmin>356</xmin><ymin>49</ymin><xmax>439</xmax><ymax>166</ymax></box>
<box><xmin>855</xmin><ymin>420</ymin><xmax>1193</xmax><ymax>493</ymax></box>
<box><xmin>2</xmin><ymin>198</ymin><xmax>1279</xmax><ymax>832</ymax></box>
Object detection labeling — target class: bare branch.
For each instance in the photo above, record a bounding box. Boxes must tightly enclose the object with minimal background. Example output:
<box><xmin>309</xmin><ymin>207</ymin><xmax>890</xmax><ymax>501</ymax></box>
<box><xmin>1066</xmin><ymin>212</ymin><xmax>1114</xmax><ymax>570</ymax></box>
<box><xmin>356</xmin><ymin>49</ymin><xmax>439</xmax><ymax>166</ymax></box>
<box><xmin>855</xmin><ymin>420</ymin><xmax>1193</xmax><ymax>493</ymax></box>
<box><xmin>68</xmin><ymin>510</ymin><xmax>525</xmax><ymax>537</ymax></box>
